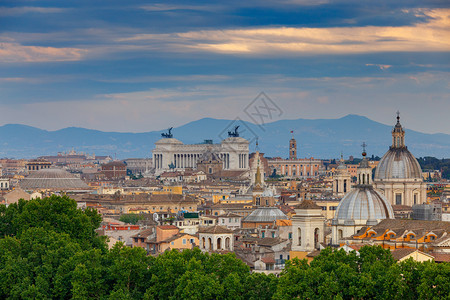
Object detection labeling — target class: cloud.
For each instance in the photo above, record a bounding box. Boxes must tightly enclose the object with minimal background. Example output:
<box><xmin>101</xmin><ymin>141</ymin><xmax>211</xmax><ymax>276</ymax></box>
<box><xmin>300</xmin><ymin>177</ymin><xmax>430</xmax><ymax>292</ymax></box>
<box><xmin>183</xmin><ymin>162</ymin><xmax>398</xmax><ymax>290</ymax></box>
<box><xmin>0</xmin><ymin>43</ymin><xmax>86</xmax><ymax>63</ymax></box>
<box><xmin>366</xmin><ymin>64</ymin><xmax>392</xmax><ymax>70</ymax></box>
<box><xmin>118</xmin><ymin>8</ymin><xmax>450</xmax><ymax>55</ymax></box>
<box><xmin>0</xmin><ymin>7</ymin><xmax>66</xmax><ymax>16</ymax></box>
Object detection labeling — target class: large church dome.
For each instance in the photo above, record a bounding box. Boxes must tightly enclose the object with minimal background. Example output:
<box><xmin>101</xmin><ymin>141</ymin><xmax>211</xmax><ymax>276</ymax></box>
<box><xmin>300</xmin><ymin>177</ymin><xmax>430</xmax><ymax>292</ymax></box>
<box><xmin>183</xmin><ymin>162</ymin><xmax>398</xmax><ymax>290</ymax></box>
<box><xmin>374</xmin><ymin>114</ymin><xmax>422</xmax><ymax>180</ymax></box>
<box><xmin>333</xmin><ymin>186</ymin><xmax>394</xmax><ymax>226</ymax></box>
<box><xmin>375</xmin><ymin>149</ymin><xmax>422</xmax><ymax>180</ymax></box>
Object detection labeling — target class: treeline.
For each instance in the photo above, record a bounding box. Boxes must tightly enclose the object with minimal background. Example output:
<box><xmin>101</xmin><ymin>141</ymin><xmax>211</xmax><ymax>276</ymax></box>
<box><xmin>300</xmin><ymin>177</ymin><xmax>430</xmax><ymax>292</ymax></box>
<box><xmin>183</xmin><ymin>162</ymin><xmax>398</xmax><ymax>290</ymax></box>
<box><xmin>417</xmin><ymin>157</ymin><xmax>450</xmax><ymax>179</ymax></box>
<box><xmin>0</xmin><ymin>196</ymin><xmax>449</xmax><ymax>299</ymax></box>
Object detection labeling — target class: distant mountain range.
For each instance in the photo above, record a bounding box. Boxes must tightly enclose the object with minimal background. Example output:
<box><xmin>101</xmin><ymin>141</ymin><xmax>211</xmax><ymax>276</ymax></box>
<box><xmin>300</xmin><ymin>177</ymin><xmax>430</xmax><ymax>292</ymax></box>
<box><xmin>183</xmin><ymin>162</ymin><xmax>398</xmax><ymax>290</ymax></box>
<box><xmin>0</xmin><ymin>115</ymin><xmax>449</xmax><ymax>159</ymax></box>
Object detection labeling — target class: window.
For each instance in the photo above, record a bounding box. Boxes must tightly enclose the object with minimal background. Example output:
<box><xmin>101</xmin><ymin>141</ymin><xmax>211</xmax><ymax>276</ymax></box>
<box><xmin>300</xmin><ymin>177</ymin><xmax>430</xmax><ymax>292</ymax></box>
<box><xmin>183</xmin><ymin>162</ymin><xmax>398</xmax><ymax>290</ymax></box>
<box><xmin>288</xmin><ymin>233</ymin><xmax>292</xmax><ymax>239</ymax></box>
<box><xmin>222</xmin><ymin>219</ymin><xmax>225</xmax><ymax>224</ymax></box>
<box><xmin>182</xmin><ymin>239</ymin><xmax>186</xmax><ymax>245</ymax></box>
<box><xmin>262</xmin><ymin>231</ymin><xmax>265</xmax><ymax>238</ymax></box>
<box><xmin>271</xmin><ymin>232</ymin><xmax>275</xmax><ymax>238</ymax></box>
<box><xmin>395</xmin><ymin>193</ymin><xmax>402</xmax><ymax>205</ymax></box>
<box><xmin>171</xmin><ymin>242</ymin><xmax>174</xmax><ymax>245</ymax></box>
<box><xmin>190</xmin><ymin>239</ymin><xmax>194</xmax><ymax>244</ymax></box>
<box><xmin>414</xmin><ymin>194</ymin><xmax>417</xmax><ymax>205</ymax></box>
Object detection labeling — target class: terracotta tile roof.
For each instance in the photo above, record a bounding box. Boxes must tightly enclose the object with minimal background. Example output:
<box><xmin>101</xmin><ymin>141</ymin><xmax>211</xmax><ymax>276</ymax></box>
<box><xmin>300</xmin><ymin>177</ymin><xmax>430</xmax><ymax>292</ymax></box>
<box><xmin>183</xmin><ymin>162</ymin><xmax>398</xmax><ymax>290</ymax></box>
<box><xmin>374</xmin><ymin>219</ymin><xmax>450</xmax><ymax>232</ymax></box>
<box><xmin>217</xmin><ymin>212</ymin><xmax>243</xmax><ymax>218</ymax></box>
<box><xmin>131</xmin><ymin>228</ymin><xmax>154</xmax><ymax>239</ymax></box>
<box><xmin>158</xmin><ymin>225</ymin><xmax>178</xmax><ymax>230</ymax></box>
<box><xmin>431</xmin><ymin>253</ymin><xmax>450</xmax><ymax>263</ymax></box>
<box><xmin>295</xmin><ymin>200</ymin><xmax>321</xmax><ymax>210</ymax></box>
<box><xmin>391</xmin><ymin>248</ymin><xmax>418</xmax><ymax>260</ymax></box>
<box><xmin>198</xmin><ymin>225</ymin><xmax>234</xmax><ymax>234</ymax></box>
<box><xmin>259</xmin><ymin>237</ymin><xmax>286</xmax><ymax>247</ymax></box>
<box><xmin>261</xmin><ymin>257</ymin><xmax>275</xmax><ymax>264</ymax></box>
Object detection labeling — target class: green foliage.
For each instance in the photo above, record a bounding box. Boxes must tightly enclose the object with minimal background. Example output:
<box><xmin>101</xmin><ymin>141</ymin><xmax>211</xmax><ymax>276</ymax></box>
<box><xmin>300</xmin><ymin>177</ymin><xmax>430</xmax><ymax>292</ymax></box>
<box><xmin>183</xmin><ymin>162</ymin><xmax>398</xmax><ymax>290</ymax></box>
<box><xmin>119</xmin><ymin>213</ymin><xmax>144</xmax><ymax>225</ymax></box>
<box><xmin>0</xmin><ymin>195</ymin><xmax>104</xmax><ymax>250</ymax></box>
<box><xmin>418</xmin><ymin>156</ymin><xmax>450</xmax><ymax>179</ymax></box>
<box><xmin>0</xmin><ymin>196</ymin><xmax>449</xmax><ymax>299</ymax></box>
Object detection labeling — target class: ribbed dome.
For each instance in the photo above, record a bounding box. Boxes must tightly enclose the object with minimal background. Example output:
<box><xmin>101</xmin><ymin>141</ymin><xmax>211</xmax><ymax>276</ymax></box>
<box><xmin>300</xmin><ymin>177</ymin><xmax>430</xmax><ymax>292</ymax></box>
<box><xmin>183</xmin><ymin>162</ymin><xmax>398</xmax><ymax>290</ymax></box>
<box><xmin>20</xmin><ymin>168</ymin><xmax>90</xmax><ymax>190</ymax></box>
<box><xmin>244</xmin><ymin>207</ymin><xmax>287</xmax><ymax>222</ymax></box>
<box><xmin>374</xmin><ymin>148</ymin><xmax>422</xmax><ymax>180</ymax></box>
<box><xmin>333</xmin><ymin>186</ymin><xmax>394</xmax><ymax>225</ymax></box>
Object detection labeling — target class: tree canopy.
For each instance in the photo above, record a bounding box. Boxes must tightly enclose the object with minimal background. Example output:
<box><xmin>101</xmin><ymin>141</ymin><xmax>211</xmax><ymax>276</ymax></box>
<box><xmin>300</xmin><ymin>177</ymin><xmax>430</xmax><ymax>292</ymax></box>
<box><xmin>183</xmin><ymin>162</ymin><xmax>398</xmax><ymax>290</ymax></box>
<box><xmin>0</xmin><ymin>195</ymin><xmax>448</xmax><ymax>299</ymax></box>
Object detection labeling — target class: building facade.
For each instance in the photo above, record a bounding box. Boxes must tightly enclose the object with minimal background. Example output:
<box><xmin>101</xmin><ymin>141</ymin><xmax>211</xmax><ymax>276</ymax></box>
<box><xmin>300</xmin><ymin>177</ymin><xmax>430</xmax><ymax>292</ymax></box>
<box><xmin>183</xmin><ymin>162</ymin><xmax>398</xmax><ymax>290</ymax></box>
<box><xmin>152</xmin><ymin>136</ymin><xmax>249</xmax><ymax>176</ymax></box>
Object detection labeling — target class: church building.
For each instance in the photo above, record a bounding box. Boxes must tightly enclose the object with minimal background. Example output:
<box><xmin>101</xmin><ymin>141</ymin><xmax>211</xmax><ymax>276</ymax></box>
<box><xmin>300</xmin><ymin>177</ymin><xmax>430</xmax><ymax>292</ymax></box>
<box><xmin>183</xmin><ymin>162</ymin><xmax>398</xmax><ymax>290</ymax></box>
<box><xmin>374</xmin><ymin>114</ymin><xmax>427</xmax><ymax>206</ymax></box>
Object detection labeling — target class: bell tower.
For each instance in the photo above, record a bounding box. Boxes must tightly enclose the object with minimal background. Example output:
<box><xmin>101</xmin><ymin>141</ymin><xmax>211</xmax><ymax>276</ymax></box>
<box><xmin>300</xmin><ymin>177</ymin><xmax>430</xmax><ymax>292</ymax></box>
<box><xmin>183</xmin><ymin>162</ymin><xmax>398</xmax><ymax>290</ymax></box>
<box><xmin>289</xmin><ymin>131</ymin><xmax>297</xmax><ymax>160</ymax></box>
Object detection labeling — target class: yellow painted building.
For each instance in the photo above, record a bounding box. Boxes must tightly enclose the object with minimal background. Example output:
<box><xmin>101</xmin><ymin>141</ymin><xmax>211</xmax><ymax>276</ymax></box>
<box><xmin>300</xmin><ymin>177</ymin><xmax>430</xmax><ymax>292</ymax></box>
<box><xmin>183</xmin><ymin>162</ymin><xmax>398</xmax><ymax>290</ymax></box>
<box><xmin>153</xmin><ymin>185</ymin><xmax>183</xmax><ymax>195</ymax></box>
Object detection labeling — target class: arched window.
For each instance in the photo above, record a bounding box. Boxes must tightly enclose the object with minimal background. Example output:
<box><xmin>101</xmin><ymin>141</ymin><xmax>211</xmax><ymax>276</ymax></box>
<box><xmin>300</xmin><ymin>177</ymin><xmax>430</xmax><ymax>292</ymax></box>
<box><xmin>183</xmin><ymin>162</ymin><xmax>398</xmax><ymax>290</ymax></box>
<box><xmin>202</xmin><ymin>237</ymin><xmax>206</xmax><ymax>249</ymax></box>
<box><xmin>314</xmin><ymin>228</ymin><xmax>320</xmax><ymax>249</ymax></box>
<box><xmin>338</xmin><ymin>229</ymin><xmax>343</xmax><ymax>240</ymax></box>
<box><xmin>208</xmin><ymin>238</ymin><xmax>212</xmax><ymax>250</ymax></box>
<box><xmin>217</xmin><ymin>237</ymin><xmax>222</xmax><ymax>250</ymax></box>
<box><xmin>225</xmin><ymin>237</ymin><xmax>230</xmax><ymax>250</ymax></box>
<box><xmin>298</xmin><ymin>228</ymin><xmax>301</xmax><ymax>246</ymax></box>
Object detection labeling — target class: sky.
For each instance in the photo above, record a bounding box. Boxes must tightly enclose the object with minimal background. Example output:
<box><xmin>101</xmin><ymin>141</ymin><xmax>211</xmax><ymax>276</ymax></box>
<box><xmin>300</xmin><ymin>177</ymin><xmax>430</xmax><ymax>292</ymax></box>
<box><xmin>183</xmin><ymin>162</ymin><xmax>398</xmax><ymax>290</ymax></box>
<box><xmin>0</xmin><ymin>0</ymin><xmax>449</xmax><ymax>134</ymax></box>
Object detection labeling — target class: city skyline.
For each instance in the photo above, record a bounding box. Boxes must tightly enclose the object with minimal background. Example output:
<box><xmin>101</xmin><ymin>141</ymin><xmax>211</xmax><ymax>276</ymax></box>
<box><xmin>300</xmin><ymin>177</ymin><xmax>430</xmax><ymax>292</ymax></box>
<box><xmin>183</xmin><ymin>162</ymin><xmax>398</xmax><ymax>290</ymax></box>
<box><xmin>1</xmin><ymin>1</ymin><xmax>449</xmax><ymax>134</ymax></box>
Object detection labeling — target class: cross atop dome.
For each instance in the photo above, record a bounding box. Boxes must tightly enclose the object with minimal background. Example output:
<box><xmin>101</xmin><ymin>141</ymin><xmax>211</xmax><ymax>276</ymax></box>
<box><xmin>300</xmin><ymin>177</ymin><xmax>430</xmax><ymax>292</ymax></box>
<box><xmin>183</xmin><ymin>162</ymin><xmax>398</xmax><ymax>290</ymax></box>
<box><xmin>361</xmin><ymin>142</ymin><xmax>367</xmax><ymax>157</ymax></box>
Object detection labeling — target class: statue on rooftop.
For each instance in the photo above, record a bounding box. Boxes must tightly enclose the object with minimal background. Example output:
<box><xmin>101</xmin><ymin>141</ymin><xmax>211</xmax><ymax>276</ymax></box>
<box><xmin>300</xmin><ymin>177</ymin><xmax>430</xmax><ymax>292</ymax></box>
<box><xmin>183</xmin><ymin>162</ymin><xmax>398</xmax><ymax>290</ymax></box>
<box><xmin>228</xmin><ymin>125</ymin><xmax>240</xmax><ymax>137</ymax></box>
<box><xmin>161</xmin><ymin>127</ymin><xmax>173</xmax><ymax>138</ymax></box>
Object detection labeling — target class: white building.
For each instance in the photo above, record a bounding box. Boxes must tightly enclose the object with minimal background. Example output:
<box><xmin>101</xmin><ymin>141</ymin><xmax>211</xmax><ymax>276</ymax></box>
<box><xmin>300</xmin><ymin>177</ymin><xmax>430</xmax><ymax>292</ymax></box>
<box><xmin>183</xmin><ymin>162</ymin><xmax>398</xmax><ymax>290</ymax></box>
<box><xmin>0</xmin><ymin>178</ymin><xmax>10</xmax><ymax>190</ymax></box>
<box><xmin>152</xmin><ymin>135</ymin><xmax>249</xmax><ymax>176</ymax></box>
<box><xmin>217</xmin><ymin>212</ymin><xmax>242</xmax><ymax>230</ymax></box>
<box><xmin>291</xmin><ymin>200</ymin><xmax>325</xmax><ymax>253</ymax></box>
<box><xmin>198</xmin><ymin>226</ymin><xmax>234</xmax><ymax>252</ymax></box>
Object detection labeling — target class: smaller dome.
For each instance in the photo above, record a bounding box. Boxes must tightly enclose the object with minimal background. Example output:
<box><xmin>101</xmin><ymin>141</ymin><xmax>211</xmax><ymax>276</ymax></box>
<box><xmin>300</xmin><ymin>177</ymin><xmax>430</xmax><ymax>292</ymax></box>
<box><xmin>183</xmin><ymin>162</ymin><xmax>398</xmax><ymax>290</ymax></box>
<box><xmin>333</xmin><ymin>186</ymin><xmax>394</xmax><ymax>226</ymax></box>
<box><xmin>20</xmin><ymin>168</ymin><xmax>90</xmax><ymax>190</ymax></box>
<box><xmin>244</xmin><ymin>207</ymin><xmax>287</xmax><ymax>223</ymax></box>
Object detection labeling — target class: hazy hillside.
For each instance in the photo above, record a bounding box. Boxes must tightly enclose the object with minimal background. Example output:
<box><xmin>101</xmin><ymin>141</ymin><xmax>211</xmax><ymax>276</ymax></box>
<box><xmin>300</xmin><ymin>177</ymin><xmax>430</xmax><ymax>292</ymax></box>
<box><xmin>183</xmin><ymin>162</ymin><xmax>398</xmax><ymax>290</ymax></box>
<box><xmin>0</xmin><ymin>115</ymin><xmax>448</xmax><ymax>159</ymax></box>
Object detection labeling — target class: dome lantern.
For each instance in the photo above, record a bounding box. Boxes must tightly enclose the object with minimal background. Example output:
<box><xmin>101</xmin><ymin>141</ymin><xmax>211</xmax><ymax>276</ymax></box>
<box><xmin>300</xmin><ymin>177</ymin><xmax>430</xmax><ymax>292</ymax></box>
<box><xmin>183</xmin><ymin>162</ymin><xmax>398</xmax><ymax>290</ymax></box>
<box><xmin>391</xmin><ymin>111</ymin><xmax>406</xmax><ymax>149</ymax></box>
